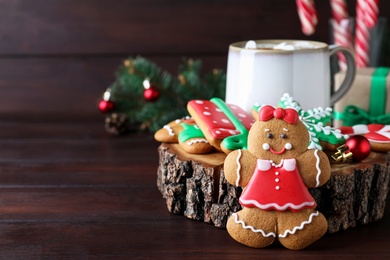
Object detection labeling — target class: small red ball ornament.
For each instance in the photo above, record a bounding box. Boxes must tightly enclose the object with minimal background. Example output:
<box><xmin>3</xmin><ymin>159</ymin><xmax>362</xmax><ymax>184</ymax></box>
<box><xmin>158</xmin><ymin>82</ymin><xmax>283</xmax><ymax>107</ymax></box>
<box><xmin>345</xmin><ymin>135</ymin><xmax>371</xmax><ymax>161</ymax></box>
<box><xmin>143</xmin><ymin>86</ymin><xmax>160</xmax><ymax>102</ymax></box>
<box><xmin>331</xmin><ymin>135</ymin><xmax>371</xmax><ymax>162</ymax></box>
<box><xmin>98</xmin><ymin>100</ymin><xmax>115</xmax><ymax>113</ymax></box>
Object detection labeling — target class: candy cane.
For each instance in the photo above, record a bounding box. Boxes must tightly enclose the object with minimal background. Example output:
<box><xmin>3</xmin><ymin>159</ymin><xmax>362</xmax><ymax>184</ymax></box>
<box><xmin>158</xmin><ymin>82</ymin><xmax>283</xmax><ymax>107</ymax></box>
<box><xmin>355</xmin><ymin>0</ymin><xmax>370</xmax><ymax>68</ymax></box>
<box><xmin>365</xmin><ymin>0</ymin><xmax>379</xmax><ymax>28</ymax></box>
<box><xmin>330</xmin><ymin>0</ymin><xmax>352</xmax><ymax>71</ymax></box>
<box><xmin>330</xmin><ymin>0</ymin><xmax>348</xmax><ymax>23</ymax></box>
<box><xmin>296</xmin><ymin>0</ymin><xmax>318</xmax><ymax>35</ymax></box>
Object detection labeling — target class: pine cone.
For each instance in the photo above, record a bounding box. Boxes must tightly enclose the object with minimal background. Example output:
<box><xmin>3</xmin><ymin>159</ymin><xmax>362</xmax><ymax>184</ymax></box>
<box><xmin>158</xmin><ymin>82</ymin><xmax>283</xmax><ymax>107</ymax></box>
<box><xmin>105</xmin><ymin>113</ymin><xmax>130</xmax><ymax>136</ymax></box>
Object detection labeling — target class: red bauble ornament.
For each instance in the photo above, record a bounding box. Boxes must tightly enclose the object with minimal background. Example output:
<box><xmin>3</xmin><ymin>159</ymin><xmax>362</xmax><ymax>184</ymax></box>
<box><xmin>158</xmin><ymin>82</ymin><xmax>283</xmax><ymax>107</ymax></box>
<box><xmin>143</xmin><ymin>86</ymin><xmax>160</xmax><ymax>102</ymax></box>
<box><xmin>98</xmin><ymin>100</ymin><xmax>115</xmax><ymax>113</ymax></box>
<box><xmin>345</xmin><ymin>135</ymin><xmax>371</xmax><ymax>161</ymax></box>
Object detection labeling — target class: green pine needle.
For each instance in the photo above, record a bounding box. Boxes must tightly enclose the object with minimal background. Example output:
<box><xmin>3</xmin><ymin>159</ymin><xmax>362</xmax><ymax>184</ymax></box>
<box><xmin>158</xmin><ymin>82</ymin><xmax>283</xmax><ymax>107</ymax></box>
<box><xmin>102</xmin><ymin>56</ymin><xmax>226</xmax><ymax>134</ymax></box>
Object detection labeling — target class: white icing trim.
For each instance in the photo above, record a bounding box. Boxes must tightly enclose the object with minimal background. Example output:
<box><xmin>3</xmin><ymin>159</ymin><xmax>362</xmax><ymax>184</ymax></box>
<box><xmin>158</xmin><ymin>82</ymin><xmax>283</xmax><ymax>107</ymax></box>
<box><xmin>257</xmin><ymin>159</ymin><xmax>272</xmax><ymax>171</ymax></box>
<box><xmin>314</xmin><ymin>149</ymin><xmax>321</xmax><ymax>187</ymax></box>
<box><xmin>238</xmin><ymin>199</ymin><xmax>315</xmax><ymax>211</ymax></box>
<box><xmin>368</xmin><ymin>139</ymin><xmax>390</xmax><ymax>143</ymax></box>
<box><xmin>270</xmin><ymin>159</ymin><xmax>284</xmax><ymax>168</ymax></box>
<box><xmin>186</xmin><ymin>139</ymin><xmax>209</xmax><ymax>146</ymax></box>
<box><xmin>235</xmin><ymin>150</ymin><xmax>242</xmax><ymax>187</ymax></box>
<box><xmin>283</xmin><ymin>159</ymin><xmax>296</xmax><ymax>171</ymax></box>
<box><xmin>379</xmin><ymin>125</ymin><xmax>390</xmax><ymax>132</ymax></box>
<box><xmin>163</xmin><ymin>125</ymin><xmax>174</xmax><ymax>136</ymax></box>
<box><xmin>232</xmin><ymin>213</ymin><xmax>276</xmax><ymax>238</ymax></box>
<box><xmin>278</xmin><ymin>211</ymin><xmax>319</xmax><ymax>238</ymax></box>
<box><xmin>375</xmin><ymin>131</ymin><xmax>390</xmax><ymax>140</ymax></box>
<box><xmin>283</xmin><ymin>128</ymin><xmax>288</xmax><ymax>132</ymax></box>
<box><xmin>258</xmin><ymin>159</ymin><xmax>296</xmax><ymax>171</ymax></box>
<box><xmin>352</xmin><ymin>124</ymin><xmax>369</xmax><ymax>134</ymax></box>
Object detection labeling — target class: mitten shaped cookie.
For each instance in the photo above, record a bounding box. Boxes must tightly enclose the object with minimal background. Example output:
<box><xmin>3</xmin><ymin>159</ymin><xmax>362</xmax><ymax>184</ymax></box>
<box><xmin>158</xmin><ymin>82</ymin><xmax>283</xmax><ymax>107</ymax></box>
<box><xmin>224</xmin><ymin>105</ymin><xmax>331</xmax><ymax>250</ymax></box>
<box><xmin>187</xmin><ymin>98</ymin><xmax>255</xmax><ymax>153</ymax></box>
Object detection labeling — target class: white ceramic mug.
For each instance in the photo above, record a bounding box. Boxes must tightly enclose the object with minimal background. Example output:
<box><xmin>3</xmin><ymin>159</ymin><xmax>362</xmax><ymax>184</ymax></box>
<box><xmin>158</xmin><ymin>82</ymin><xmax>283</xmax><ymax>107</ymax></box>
<box><xmin>225</xmin><ymin>39</ymin><xmax>355</xmax><ymax>112</ymax></box>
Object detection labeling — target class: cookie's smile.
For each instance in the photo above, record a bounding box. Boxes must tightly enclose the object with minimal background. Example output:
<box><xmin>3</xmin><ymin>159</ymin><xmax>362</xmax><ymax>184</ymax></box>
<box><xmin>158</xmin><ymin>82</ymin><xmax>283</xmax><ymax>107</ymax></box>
<box><xmin>270</xmin><ymin>147</ymin><xmax>286</xmax><ymax>155</ymax></box>
<box><xmin>262</xmin><ymin>142</ymin><xmax>292</xmax><ymax>154</ymax></box>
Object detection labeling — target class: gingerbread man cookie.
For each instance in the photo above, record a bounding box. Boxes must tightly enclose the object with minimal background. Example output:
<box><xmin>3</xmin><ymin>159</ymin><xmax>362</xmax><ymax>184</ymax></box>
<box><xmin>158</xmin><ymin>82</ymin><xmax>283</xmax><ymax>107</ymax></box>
<box><xmin>224</xmin><ymin>105</ymin><xmax>331</xmax><ymax>250</ymax></box>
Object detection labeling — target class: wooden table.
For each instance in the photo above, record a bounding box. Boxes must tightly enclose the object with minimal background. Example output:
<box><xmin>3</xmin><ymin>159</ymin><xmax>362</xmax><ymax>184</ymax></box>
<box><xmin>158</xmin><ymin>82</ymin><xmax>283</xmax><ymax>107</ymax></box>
<box><xmin>1</xmin><ymin>118</ymin><xmax>389</xmax><ymax>259</ymax></box>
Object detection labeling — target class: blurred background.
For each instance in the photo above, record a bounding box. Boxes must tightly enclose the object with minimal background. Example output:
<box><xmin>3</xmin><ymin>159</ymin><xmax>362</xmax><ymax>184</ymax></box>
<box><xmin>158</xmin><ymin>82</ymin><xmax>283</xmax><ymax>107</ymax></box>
<box><xmin>0</xmin><ymin>0</ymin><xmax>389</xmax><ymax>122</ymax></box>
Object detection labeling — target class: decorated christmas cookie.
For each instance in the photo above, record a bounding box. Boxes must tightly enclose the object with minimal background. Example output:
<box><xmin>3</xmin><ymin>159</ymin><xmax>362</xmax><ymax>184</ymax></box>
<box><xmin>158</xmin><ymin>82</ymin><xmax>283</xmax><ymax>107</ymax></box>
<box><xmin>178</xmin><ymin>122</ymin><xmax>213</xmax><ymax>154</ymax></box>
<box><xmin>253</xmin><ymin>93</ymin><xmax>348</xmax><ymax>150</ymax></box>
<box><xmin>224</xmin><ymin>105</ymin><xmax>331</xmax><ymax>250</ymax></box>
<box><xmin>339</xmin><ymin>124</ymin><xmax>390</xmax><ymax>152</ymax></box>
<box><xmin>154</xmin><ymin>117</ymin><xmax>192</xmax><ymax>143</ymax></box>
<box><xmin>187</xmin><ymin>98</ymin><xmax>255</xmax><ymax>153</ymax></box>
<box><xmin>154</xmin><ymin>117</ymin><xmax>213</xmax><ymax>154</ymax></box>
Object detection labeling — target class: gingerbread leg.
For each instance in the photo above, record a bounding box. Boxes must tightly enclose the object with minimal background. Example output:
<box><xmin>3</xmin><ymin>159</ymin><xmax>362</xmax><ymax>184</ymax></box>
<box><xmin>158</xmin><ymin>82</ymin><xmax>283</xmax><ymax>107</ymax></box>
<box><xmin>277</xmin><ymin>209</ymin><xmax>327</xmax><ymax>250</ymax></box>
<box><xmin>226</xmin><ymin>208</ymin><xmax>277</xmax><ymax>248</ymax></box>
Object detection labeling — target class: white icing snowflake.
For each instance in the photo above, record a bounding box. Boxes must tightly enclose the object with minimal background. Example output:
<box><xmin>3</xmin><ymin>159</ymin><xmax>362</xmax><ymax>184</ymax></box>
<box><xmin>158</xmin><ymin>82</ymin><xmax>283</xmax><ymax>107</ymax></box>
<box><xmin>279</xmin><ymin>93</ymin><xmax>348</xmax><ymax>150</ymax></box>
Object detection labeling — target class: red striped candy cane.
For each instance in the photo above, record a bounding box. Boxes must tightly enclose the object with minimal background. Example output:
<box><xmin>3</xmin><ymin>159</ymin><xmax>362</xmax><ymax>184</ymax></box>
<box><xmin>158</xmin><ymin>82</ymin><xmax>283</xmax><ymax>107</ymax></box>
<box><xmin>365</xmin><ymin>0</ymin><xmax>379</xmax><ymax>28</ymax></box>
<box><xmin>330</xmin><ymin>0</ymin><xmax>352</xmax><ymax>71</ymax></box>
<box><xmin>355</xmin><ymin>0</ymin><xmax>370</xmax><ymax>68</ymax></box>
<box><xmin>333</xmin><ymin>20</ymin><xmax>354</xmax><ymax>71</ymax></box>
<box><xmin>330</xmin><ymin>0</ymin><xmax>348</xmax><ymax>23</ymax></box>
<box><xmin>296</xmin><ymin>0</ymin><xmax>318</xmax><ymax>35</ymax></box>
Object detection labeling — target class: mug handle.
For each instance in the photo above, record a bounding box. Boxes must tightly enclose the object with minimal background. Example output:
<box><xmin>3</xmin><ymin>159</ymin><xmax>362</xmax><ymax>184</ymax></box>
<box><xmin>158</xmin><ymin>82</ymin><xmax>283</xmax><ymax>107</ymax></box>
<box><xmin>329</xmin><ymin>45</ymin><xmax>356</xmax><ymax>105</ymax></box>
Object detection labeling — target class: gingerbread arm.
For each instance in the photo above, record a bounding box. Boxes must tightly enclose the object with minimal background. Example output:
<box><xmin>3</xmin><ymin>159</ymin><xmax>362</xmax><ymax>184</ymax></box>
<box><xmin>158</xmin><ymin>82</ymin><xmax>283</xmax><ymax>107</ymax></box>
<box><xmin>224</xmin><ymin>149</ymin><xmax>257</xmax><ymax>187</ymax></box>
<box><xmin>296</xmin><ymin>149</ymin><xmax>331</xmax><ymax>188</ymax></box>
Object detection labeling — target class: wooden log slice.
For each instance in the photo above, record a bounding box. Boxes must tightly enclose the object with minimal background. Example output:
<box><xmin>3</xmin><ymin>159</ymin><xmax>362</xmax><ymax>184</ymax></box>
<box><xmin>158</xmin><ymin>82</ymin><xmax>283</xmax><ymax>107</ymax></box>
<box><xmin>157</xmin><ymin>143</ymin><xmax>390</xmax><ymax>233</ymax></box>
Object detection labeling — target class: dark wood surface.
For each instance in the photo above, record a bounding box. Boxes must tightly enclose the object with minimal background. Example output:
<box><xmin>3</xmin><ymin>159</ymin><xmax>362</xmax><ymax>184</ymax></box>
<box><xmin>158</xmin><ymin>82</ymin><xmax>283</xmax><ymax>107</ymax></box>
<box><xmin>1</xmin><ymin>0</ymin><xmax>390</xmax><ymax>258</ymax></box>
<box><xmin>0</xmin><ymin>119</ymin><xmax>388</xmax><ymax>258</ymax></box>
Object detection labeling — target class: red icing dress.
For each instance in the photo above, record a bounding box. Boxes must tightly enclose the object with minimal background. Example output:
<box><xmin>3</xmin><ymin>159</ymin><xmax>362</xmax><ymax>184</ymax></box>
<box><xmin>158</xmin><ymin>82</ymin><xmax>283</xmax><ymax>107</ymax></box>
<box><xmin>239</xmin><ymin>158</ymin><xmax>316</xmax><ymax>212</ymax></box>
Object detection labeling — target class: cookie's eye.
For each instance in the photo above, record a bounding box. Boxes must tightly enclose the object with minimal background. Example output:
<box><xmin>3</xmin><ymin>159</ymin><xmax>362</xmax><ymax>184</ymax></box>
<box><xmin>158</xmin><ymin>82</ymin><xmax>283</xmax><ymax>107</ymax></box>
<box><xmin>267</xmin><ymin>133</ymin><xmax>273</xmax><ymax>139</ymax></box>
<box><xmin>280</xmin><ymin>133</ymin><xmax>287</xmax><ymax>139</ymax></box>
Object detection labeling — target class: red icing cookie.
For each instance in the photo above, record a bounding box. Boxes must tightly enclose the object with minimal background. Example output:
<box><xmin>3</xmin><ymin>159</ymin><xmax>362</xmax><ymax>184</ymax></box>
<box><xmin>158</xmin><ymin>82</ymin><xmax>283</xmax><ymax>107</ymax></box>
<box><xmin>339</xmin><ymin>124</ymin><xmax>390</xmax><ymax>152</ymax></box>
<box><xmin>187</xmin><ymin>99</ymin><xmax>254</xmax><ymax>152</ymax></box>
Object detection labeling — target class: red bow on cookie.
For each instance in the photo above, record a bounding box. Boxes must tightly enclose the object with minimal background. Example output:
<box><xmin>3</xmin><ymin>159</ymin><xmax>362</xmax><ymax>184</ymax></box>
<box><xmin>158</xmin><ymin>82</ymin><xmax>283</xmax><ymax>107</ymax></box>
<box><xmin>259</xmin><ymin>105</ymin><xmax>299</xmax><ymax>124</ymax></box>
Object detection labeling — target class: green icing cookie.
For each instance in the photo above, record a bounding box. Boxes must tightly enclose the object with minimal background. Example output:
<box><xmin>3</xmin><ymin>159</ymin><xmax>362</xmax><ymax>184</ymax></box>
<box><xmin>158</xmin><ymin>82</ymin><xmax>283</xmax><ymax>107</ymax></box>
<box><xmin>211</xmin><ymin>97</ymin><xmax>249</xmax><ymax>151</ymax></box>
<box><xmin>253</xmin><ymin>93</ymin><xmax>348</xmax><ymax>150</ymax></box>
<box><xmin>178</xmin><ymin>123</ymin><xmax>205</xmax><ymax>143</ymax></box>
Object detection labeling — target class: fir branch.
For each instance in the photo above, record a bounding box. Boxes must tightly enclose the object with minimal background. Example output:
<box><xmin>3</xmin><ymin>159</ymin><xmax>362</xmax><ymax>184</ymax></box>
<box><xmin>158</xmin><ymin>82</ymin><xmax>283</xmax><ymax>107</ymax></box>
<box><xmin>101</xmin><ymin>56</ymin><xmax>226</xmax><ymax>134</ymax></box>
